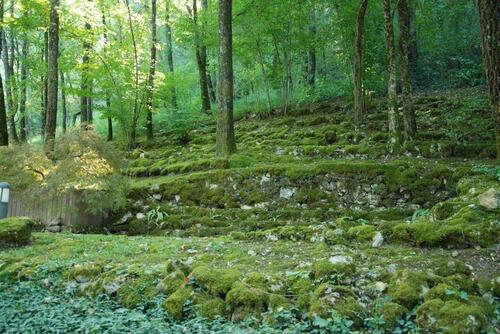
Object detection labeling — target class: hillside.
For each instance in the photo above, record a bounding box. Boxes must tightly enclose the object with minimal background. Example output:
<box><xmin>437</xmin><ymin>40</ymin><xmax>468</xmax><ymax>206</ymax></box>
<box><xmin>1</xmin><ymin>89</ymin><xmax>499</xmax><ymax>333</ymax></box>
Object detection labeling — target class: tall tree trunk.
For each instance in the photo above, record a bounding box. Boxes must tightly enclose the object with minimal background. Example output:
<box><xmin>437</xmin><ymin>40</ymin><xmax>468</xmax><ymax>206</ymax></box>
<box><xmin>193</xmin><ymin>0</ymin><xmax>211</xmax><ymax>112</ymax></box>
<box><xmin>125</xmin><ymin>0</ymin><xmax>140</xmax><ymax>149</ymax></box>
<box><xmin>0</xmin><ymin>10</ymin><xmax>7</xmax><ymax>146</ymax></box>
<box><xmin>409</xmin><ymin>1</ymin><xmax>418</xmax><ymax>87</ymax></box>
<box><xmin>19</xmin><ymin>36</ymin><xmax>28</xmax><ymax>142</ymax></box>
<box><xmin>107</xmin><ymin>98</ymin><xmax>113</xmax><ymax>141</ymax></box>
<box><xmin>165</xmin><ymin>2</ymin><xmax>177</xmax><ymax>109</ymax></box>
<box><xmin>216</xmin><ymin>0</ymin><xmax>236</xmax><ymax>157</ymax></box>
<box><xmin>0</xmin><ymin>70</ymin><xmax>7</xmax><ymax>145</ymax></box>
<box><xmin>44</xmin><ymin>0</ymin><xmax>59</xmax><ymax>153</ymax></box>
<box><xmin>60</xmin><ymin>71</ymin><xmax>67</xmax><ymax>133</ymax></box>
<box><xmin>146</xmin><ymin>0</ymin><xmax>157</xmax><ymax>141</ymax></box>
<box><xmin>255</xmin><ymin>37</ymin><xmax>272</xmax><ymax>114</ymax></box>
<box><xmin>308</xmin><ymin>10</ymin><xmax>316</xmax><ymax>89</ymax></box>
<box><xmin>354</xmin><ymin>0</ymin><xmax>369</xmax><ymax>126</ymax></box>
<box><xmin>1</xmin><ymin>1</ymin><xmax>18</xmax><ymax>143</ymax></box>
<box><xmin>80</xmin><ymin>18</ymin><xmax>91</xmax><ymax>127</ymax></box>
<box><xmin>476</xmin><ymin>0</ymin><xmax>499</xmax><ymax>158</ymax></box>
<box><xmin>398</xmin><ymin>0</ymin><xmax>416</xmax><ymax>140</ymax></box>
<box><xmin>41</xmin><ymin>31</ymin><xmax>48</xmax><ymax>138</ymax></box>
<box><xmin>384</xmin><ymin>0</ymin><xmax>399</xmax><ymax>152</ymax></box>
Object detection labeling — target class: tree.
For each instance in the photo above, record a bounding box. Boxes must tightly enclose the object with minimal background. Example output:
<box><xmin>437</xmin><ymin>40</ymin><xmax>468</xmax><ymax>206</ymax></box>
<box><xmin>165</xmin><ymin>1</ymin><xmax>177</xmax><ymax>109</ymax></box>
<box><xmin>476</xmin><ymin>0</ymin><xmax>499</xmax><ymax>158</ymax></box>
<box><xmin>193</xmin><ymin>0</ymin><xmax>211</xmax><ymax>113</ymax></box>
<box><xmin>354</xmin><ymin>0</ymin><xmax>369</xmax><ymax>126</ymax></box>
<box><xmin>398</xmin><ymin>0</ymin><xmax>416</xmax><ymax>140</ymax></box>
<box><xmin>1</xmin><ymin>0</ymin><xmax>18</xmax><ymax>143</ymax></box>
<box><xmin>308</xmin><ymin>10</ymin><xmax>317</xmax><ymax>88</ymax></box>
<box><xmin>19</xmin><ymin>36</ymin><xmax>28</xmax><ymax>142</ymax></box>
<box><xmin>216</xmin><ymin>0</ymin><xmax>236</xmax><ymax>157</ymax></box>
<box><xmin>44</xmin><ymin>0</ymin><xmax>60</xmax><ymax>153</ymax></box>
<box><xmin>384</xmin><ymin>0</ymin><xmax>399</xmax><ymax>151</ymax></box>
<box><xmin>145</xmin><ymin>0</ymin><xmax>157</xmax><ymax>141</ymax></box>
<box><xmin>80</xmin><ymin>17</ymin><xmax>91</xmax><ymax>127</ymax></box>
<box><xmin>60</xmin><ymin>72</ymin><xmax>67</xmax><ymax>133</ymax></box>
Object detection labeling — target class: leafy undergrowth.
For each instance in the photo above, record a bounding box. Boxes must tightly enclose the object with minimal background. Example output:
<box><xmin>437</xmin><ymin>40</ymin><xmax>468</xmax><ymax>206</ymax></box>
<box><xmin>1</xmin><ymin>233</ymin><xmax>499</xmax><ymax>333</ymax></box>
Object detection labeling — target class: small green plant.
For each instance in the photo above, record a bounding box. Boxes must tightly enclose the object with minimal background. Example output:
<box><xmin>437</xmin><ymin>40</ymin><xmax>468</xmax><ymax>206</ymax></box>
<box><xmin>411</xmin><ymin>209</ymin><xmax>430</xmax><ymax>221</ymax></box>
<box><xmin>146</xmin><ymin>206</ymin><xmax>168</xmax><ymax>229</ymax></box>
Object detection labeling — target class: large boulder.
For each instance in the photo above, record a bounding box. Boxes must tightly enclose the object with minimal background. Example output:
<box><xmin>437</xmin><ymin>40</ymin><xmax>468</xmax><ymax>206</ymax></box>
<box><xmin>478</xmin><ymin>188</ymin><xmax>500</xmax><ymax>209</ymax></box>
<box><xmin>0</xmin><ymin>217</ymin><xmax>33</xmax><ymax>248</ymax></box>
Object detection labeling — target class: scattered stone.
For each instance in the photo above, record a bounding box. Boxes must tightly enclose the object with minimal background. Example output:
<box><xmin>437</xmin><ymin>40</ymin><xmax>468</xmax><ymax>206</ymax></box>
<box><xmin>374</xmin><ymin>281</ymin><xmax>387</xmax><ymax>293</ymax></box>
<box><xmin>372</xmin><ymin>232</ymin><xmax>384</xmax><ymax>248</ymax></box>
<box><xmin>136</xmin><ymin>213</ymin><xmax>146</xmax><ymax>220</ymax></box>
<box><xmin>328</xmin><ymin>255</ymin><xmax>353</xmax><ymax>265</ymax></box>
<box><xmin>279</xmin><ymin>187</ymin><xmax>296</xmax><ymax>199</ymax></box>
<box><xmin>241</xmin><ymin>205</ymin><xmax>253</xmax><ymax>210</ymax></box>
<box><xmin>247</xmin><ymin>250</ymin><xmax>256</xmax><ymax>256</ymax></box>
<box><xmin>478</xmin><ymin>188</ymin><xmax>500</xmax><ymax>209</ymax></box>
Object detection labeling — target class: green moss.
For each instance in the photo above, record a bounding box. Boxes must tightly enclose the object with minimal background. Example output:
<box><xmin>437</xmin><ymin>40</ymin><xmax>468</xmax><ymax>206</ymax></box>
<box><xmin>313</xmin><ymin>259</ymin><xmax>355</xmax><ymax>279</ymax></box>
<box><xmin>117</xmin><ymin>276</ymin><xmax>158</xmax><ymax>308</ymax></box>
<box><xmin>416</xmin><ymin>299</ymin><xmax>487</xmax><ymax>334</ymax></box>
<box><xmin>290</xmin><ymin>278</ymin><xmax>314</xmax><ymax>310</ymax></box>
<box><xmin>163</xmin><ymin>286</ymin><xmax>194</xmax><ymax>320</ymax></box>
<box><xmin>66</xmin><ymin>262</ymin><xmax>103</xmax><ymax>282</ymax></box>
<box><xmin>0</xmin><ymin>217</ymin><xmax>33</xmax><ymax>248</ymax></box>
<box><xmin>388</xmin><ymin>270</ymin><xmax>430</xmax><ymax>308</ymax></box>
<box><xmin>424</xmin><ymin>283</ymin><xmax>459</xmax><ymax>302</ymax></box>
<box><xmin>226</xmin><ymin>281</ymin><xmax>268</xmax><ymax>321</ymax></box>
<box><xmin>309</xmin><ymin>284</ymin><xmax>363</xmax><ymax>325</ymax></box>
<box><xmin>431</xmin><ymin>201</ymin><xmax>466</xmax><ymax>220</ymax></box>
<box><xmin>268</xmin><ymin>294</ymin><xmax>291</xmax><ymax>310</ymax></box>
<box><xmin>435</xmin><ymin>260</ymin><xmax>471</xmax><ymax>277</ymax></box>
<box><xmin>192</xmin><ymin>266</ymin><xmax>241</xmax><ymax>297</ymax></box>
<box><xmin>158</xmin><ymin>270</ymin><xmax>185</xmax><ymax>295</ymax></box>
<box><xmin>198</xmin><ymin>297</ymin><xmax>229</xmax><ymax>319</ymax></box>
<box><xmin>377</xmin><ymin>302</ymin><xmax>408</xmax><ymax>330</ymax></box>
<box><xmin>347</xmin><ymin>224</ymin><xmax>376</xmax><ymax>241</ymax></box>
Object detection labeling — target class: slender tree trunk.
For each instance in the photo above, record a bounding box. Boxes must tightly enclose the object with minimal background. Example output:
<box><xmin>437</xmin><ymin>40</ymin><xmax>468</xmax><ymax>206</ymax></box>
<box><xmin>0</xmin><ymin>10</ymin><xmax>7</xmax><ymax>146</ymax></box>
<box><xmin>193</xmin><ymin>0</ymin><xmax>211</xmax><ymax>112</ymax></box>
<box><xmin>384</xmin><ymin>0</ymin><xmax>399</xmax><ymax>152</ymax></box>
<box><xmin>1</xmin><ymin>2</ymin><xmax>18</xmax><ymax>143</ymax></box>
<box><xmin>107</xmin><ymin>98</ymin><xmax>113</xmax><ymax>141</ymax></box>
<box><xmin>207</xmin><ymin>69</ymin><xmax>217</xmax><ymax>104</ymax></box>
<box><xmin>44</xmin><ymin>0</ymin><xmax>59</xmax><ymax>153</ymax></box>
<box><xmin>354</xmin><ymin>0</ymin><xmax>369</xmax><ymax>126</ymax></box>
<box><xmin>146</xmin><ymin>0</ymin><xmax>157</xmax><ymax>141</ymax></box>
<box><xmin>19</xmin><ymin>36</ymin><xmax>28</xmax><ymax>142</ymax></box>
<box><xmin>216</xmin><ymin>0</ymin><xmax>236</xmax><ymax>157</ymax></box>
<box><xmin>0</xmin><ymin>70</ymin><xmax>7</xmax><ymax>145</ymax></box>
<box><xmin>80</xmin><ymin>18</ymin><xmax>91</xmax><ymax>127</ymax></box>
<box><xmin>255</xmin><ymin>37</ymin><xmax>272</xmax><ymax>114</ymax></box>
<box><xmin>60</xmin><ymin>71</ymin><xmax>67</xmax><ymax>133</ymax></box>
<box><xmin>308</xmin><ymin>10</ymin><xmax>316</xmax><ymax>89</ymax></box>
<box><xmin>165</xmin><ymin>2</ymin><xmax>178</xmax><ymax>109</ymax></box>
<box><xmin>409</xmin><ymin>2</ymin><xmax>418</xmax><ymax>87</ymax></box>
<box><xmin>476</xmin><ymin>0</ymin><xmax>499</xmax><ymax>158</ymax></box>
<box><xmin>125</xmin><ymin>0</ymin><xmax>140</xmax><ymax>149</ymax></box>
<box><xmin>43</xmin><ymin>31</ymin><xmax>48</xmax><ymax>137</ymax></box>
<box><xmin>398</xmin><ymin>0</ymin><xmax>416</xmax><ymax>140</ymax></box>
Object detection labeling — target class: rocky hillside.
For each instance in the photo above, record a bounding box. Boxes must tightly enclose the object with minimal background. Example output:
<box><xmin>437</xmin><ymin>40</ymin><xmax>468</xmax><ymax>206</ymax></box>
<box><xmin>1</xmin><ymin>88</ymin><xmax>499</xmax><ymax>333</ymax></box>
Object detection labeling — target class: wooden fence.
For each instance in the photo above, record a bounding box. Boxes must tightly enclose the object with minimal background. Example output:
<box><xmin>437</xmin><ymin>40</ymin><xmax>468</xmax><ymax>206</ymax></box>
<box><xmin>7</xmin><ymin>190</ymin><xmax>108</xmax><ymax>231</ymax></box>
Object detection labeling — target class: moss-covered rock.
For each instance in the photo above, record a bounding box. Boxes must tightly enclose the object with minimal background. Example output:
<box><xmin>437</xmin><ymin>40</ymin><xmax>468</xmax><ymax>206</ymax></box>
<box><xmin>157</xmin><ymin>270</ymin><xmax>185</xmax><ymax>295</ymax></box>
<box><xmin>416</xmin><ymin>299</ymin><xmax>488</xmax><ymax>334</ymax></box>
<box><xmin>313</xmin><ymin>258</ymin><xmax>355</xmax><ymax>279</ymax></box>
<box><xmin>347</xmin><ymin>224</ymin><xmax>376</xmax><ymax>241</ymax></box>
<box><xmin>193</xmin><ymin>266</ymin><xmax>241</xmax><ymax>297</ymax></box>
<box><xmin>226</xmin><ymin>281</ymin><xmax>269</xmax><ymax>322</ymax></box>
<box><xmin>0</xmin><ymin>217</ymin><xmax>33</xmax><ymax>248</ymax></box>
<box><xmin>309</xmin><ymin>284</ymin><xmax>364</xmax><ymax>327</ymax></box>
<box><xmin>198</xmin><ymin>297</ymin><xmax>229</xmax><ymax>319</ymax></box>
<box><xmin>388</xmin><ymin>270</ymin><xmax>431</xmax><ymax>308</ymax></box>
<box><xmin>376</xmin><ymin>302</ymin><xmax>408</xmax><ymax>330</ymax></box>
<box><xmin>163</xmin><ymin>286</ymin><xmax>194</xmax><ymax>320</ymax></box>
